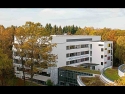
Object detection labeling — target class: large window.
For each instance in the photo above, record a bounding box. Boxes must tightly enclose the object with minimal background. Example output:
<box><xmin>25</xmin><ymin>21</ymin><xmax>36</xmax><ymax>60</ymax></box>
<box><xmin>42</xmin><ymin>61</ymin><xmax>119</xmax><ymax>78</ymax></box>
<box><xmin>66</xmin><ymin>38</ymin><xmax>92</xmax><ymax>42</ymax></box>
<box><xmin>66</xmin><ymin>54</ymin><xmax>69</xmax><ymax>57</ymax></box>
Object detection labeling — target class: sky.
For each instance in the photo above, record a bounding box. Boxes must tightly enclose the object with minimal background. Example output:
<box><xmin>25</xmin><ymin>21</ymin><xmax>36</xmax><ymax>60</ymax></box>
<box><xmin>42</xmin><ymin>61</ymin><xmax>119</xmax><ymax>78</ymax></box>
<box><xmin>0</xmin><ymin>8</ymin><xmax>125</xmax><ymax>30</ymax></box>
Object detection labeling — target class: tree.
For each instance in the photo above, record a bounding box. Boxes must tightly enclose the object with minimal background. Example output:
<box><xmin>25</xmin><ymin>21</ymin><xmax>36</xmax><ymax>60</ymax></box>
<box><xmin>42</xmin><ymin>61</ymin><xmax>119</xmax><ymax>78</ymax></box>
<box><xmin>57</xmin><ymin>26</ymin><xmax>63</xmax><ymax>35</ymax></box>
<box><xmin>0</xmin><ymin>49</ymin><xmax>12</xmax><ymax>86</ymax></box>
<box><xmin>13</xmin><ymin>26</ymin><xmax>27</xmax><ymax>85</ymax></box>
<box><xmin>18</xmin><ymin>21</ymin><xmax>57</xmax><ymax>85</ymax></box>
<box><xmin>115</xmin><ymin>36</ymin><xmax>125</xmax><ymax>65</ymax></box>
<box><xmin>46</xmin><ymin>79</ymin><xmax>53</xmax><ymax>86</ymax></box>
<box><xmin>106</xmin><ymin>75</ymin><xmax>125</xmax><ymax>86</ymax></box>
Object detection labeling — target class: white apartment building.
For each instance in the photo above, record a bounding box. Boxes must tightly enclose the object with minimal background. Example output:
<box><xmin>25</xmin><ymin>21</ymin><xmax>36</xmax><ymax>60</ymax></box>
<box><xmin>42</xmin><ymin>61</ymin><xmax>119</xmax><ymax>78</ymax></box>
<box><xmin>12</xmin><ymin>35</ymin><xmax>113</xmax><ymax>85</ymax></box>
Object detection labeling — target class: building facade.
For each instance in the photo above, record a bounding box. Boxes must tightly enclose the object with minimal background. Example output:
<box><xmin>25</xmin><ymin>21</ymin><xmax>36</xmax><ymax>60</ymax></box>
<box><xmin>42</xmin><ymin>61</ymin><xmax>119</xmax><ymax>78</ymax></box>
<box><xmin>13</xmin><ymin>35</ymin><xmax>113</xmax><ymax>85</ymax></box>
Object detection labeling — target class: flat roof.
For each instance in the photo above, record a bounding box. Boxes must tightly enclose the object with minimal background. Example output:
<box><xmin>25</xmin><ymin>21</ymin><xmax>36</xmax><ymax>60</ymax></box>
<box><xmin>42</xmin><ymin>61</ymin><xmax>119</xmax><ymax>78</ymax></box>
<box><xmin>33</xmin><ymin>74</ymin><xmax>50</xmax><ymax>82</ymax></box>
<box><xmin>59</xmin><ymin>66</ymin><xmax>100</xmax><ymax>74</ymax></box>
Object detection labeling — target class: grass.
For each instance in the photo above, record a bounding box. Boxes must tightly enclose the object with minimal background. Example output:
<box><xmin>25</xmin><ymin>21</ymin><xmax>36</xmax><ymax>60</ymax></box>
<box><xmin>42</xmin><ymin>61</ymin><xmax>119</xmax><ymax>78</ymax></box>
<box><xmin>6</xmin><ymin>77</ymin><xmax>42</xmax><ymax>86</ymax></box>
<box><xmin>81</xmin><ymin>76</ymin><xmax>105</xmax><ymax>86</ymax></box>
<box><xmin>103</xmin><ymin>68</ymin><xmax>120</xmax><ymax>81</ymax></box>
<box><xmin>60</xmin><ymin>66</ymin><xmax>100</xmax><ymax>74</ymax></box>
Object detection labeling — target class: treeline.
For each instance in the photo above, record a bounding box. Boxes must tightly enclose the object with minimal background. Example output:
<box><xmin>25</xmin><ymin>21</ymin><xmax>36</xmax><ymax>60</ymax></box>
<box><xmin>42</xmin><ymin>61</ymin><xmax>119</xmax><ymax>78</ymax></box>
<box><xmin>45</xmin><ymin>23</ymin><xmax>80</xmax><ymax>35</ymax></box>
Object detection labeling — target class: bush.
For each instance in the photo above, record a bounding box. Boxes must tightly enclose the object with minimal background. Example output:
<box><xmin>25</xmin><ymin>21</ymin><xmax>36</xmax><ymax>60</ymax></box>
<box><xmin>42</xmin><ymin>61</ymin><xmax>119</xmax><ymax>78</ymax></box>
<box><xmin>46</xmin><ymin>79</ymin><xmax>53</xmax><ymax>86</ymax></box>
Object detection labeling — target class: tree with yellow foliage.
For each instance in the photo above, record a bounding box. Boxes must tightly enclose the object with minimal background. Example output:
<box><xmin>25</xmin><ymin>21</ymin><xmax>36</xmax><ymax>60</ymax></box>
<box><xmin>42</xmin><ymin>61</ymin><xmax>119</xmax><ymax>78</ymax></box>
<box><xmin>106</xmin><ymin>75</ymin><xmax>125</xmax><ymax>86</ymax></box>
<box><xmin>14</xmin><ymin>21</ymin><xmax>57</xmax><ymax>85</ymax></box>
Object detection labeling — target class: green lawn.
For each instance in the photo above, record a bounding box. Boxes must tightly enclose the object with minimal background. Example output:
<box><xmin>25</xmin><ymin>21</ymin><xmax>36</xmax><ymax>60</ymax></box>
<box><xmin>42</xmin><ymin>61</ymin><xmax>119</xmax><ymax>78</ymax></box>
<box><xmin>103</xmin><ymin>68</ymin><xmax>120</xmax><ymax>81</ymax></box>
<box><xmin>7</xmin><ymin>77</ymin><xmax>42</xmax><ymax>86</ymax></box>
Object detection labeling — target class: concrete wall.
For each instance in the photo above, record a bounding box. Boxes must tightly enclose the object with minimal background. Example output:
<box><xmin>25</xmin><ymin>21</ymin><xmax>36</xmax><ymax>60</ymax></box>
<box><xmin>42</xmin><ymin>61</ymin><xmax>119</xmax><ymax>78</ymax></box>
<box><xmin>118</xmin><ymin>64</ymin><xmax>125</xmax><ymax>77</ymax></box>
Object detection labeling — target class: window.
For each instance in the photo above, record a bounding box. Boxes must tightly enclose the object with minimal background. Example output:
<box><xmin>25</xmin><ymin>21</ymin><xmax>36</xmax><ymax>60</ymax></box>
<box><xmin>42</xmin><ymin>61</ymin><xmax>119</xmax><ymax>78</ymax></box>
<box><xmin>81</xmin><ymin>51</ymin><xmax>84</xmax><ymax>55</ymax></box>
<box><xmin>77</xmin><ymin>52</ymin><xmax>81</xmax><ymax>56</ymax></box>
<box><xmin>99</xmin><ymin>44</ymin><xmax>103</xmax><ymax>46</ymax></box>
<box><xmin>101</xmin><ymin>55</ymin><xmax>103</xmax><ymax>58</ymax></box>
<box><xmin>105</xmin><ymin>48</ymin><xmax>107</xmax><ymax>50</ymax></box>
<box><xmin>14</xmin><ymin>59</ymin><xmax>18</xmax><ymax>63</ymax></box>
<box><xmin>85</xmin><ymin>51</ymin><xmax>89</xmax><ymax>54</ymax></box>
<box><xmin>105</xmin><ymin>55</ymin><xmax>107</xmax><ymax>57</ymax></box>
<box><xmin>60</xmin><ymin>82</ymin><xmax>65</xmax><ymax>86</ymax></box>
<box><xmin>85</xmin><ymin>44</ymin><xmax>88</xmax><ymax>48</ymax></box>
<box><xmin>90</xmin><ymin>44</ymin><xmax>92</xmax><ymax>49</ymax></box>
<box><xmin>66</xmin><ymin>54</ymin><xmax>69</xmax><ymax>57</ymax></box>
<box><xmin>81</xmin><ymin>44</ymin><xmax>84</xmax><ymax>48</ymax></box>
<box><xmin>81</xmin><ymin>58</ymin><xmax>84</xmax><ymax>62</ymax></box>
<box><xmin>108</xmin><ymin>43</ymin><xmax>110</xmax><ymax>47</ymax></box>
<box><xmin>90</xmin><ymin>57</ymin><xmax>92</xmax><ymax>62</ymax></box>
<box><xmin>70</xmin><ymin>61</ymin><xmax>74</xmax><ymax>64</ymax></box>
<box><xmin>104</xmin><ymin>62</ymin><xmax>107</xmax><ymax>64</ymax></box>
<box><xmin>107</xmin><ymin>56</ymin><xmax>110</xmax><ymax>60</ymax></box>
<box><xmin>66</xmin><ymin>61</ymin><xmax>70</xmax><ymax>65</ymax></box>
<box><xmin>66</xmin><ymin>46</ymin><xmax>70</xmax><ymax>50</ymax></box>
<box><xmin>101</xmin><ymin>62</ymin><xmax>103</xmax><ymax>65</ymax></box>
<box><xmin>70</xmin><ymin>53</ymin><xmax>75</xmax><ymax>57</ymax></box>
<box><xmin>111</xmin><ymin>43</ymin><xmax>112</xmax><ymax>48</ymax></box>
<box><xmin>70</xmin><ymin>45</ymin><xmax>75</xmax><ymax>49</ymax></box>
<box><xmin>101</xmin><ymin>48</ymin><xmax>103</xmax><ymax>51</ymax></box>
<box><xmin>75</xmin><ymin>45</ymin><xmax>80</xmax><ymax>49</ymax></box>
<box><xmin>108</xmin><ymin>50</ymin><xmax>110</xmax><ymax>54</ymax></box>
<box><xmin>90</xmin><ymin>51</ymin><xmax>92</xmax><ymax>56</ymax></box>
<box><xmin>14</xmin><ymin>52</ymin><xmax>17</xmax><ymax>56</ymax></box>
<box><xmin>111</xmin><ymin>56</ymin><xmax>112</xmax><ymax>61</ymax></box>
<box><xmin>111</xmin><ymin>50</ymin><xmax>112</xmax><ymax>55</ymax></box>
<box><xmin>85</xmin><ymin>57</ymin><xmax>89</xmax><ymax>61</ymax></box>
<box><xmin>77</xmin><ymin>59</ymin><xmax>81</xmax><ymax>63</ymax></box>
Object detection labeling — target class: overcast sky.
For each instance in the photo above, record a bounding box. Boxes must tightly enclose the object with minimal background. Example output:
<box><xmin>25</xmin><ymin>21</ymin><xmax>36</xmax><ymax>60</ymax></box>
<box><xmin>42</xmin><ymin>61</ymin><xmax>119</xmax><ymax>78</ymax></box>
<box><xmin>0</xmin><ymin>8</ymin><xmax>125</xmax><ymax>29</ymax></box>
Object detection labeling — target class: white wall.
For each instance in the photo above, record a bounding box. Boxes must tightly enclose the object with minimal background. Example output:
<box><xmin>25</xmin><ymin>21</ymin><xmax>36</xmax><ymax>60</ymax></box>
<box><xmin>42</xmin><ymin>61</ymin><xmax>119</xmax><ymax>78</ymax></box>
<box><xmin>51</xmin><ymin>35</ymin><xmax>101</xmax><ymax>68</ymax></box>
<box><xmin>118</xmin><ymin>64</ymin><xmax>125</xmax><ymax>77</ymax></box>
<box><xmin>90</xmin><ymin>41</ymin><xmax>113</xmax><ymax>71</ymax></box>
<box><xmin>90</xmin><ymin>42</ymin><xmax>104</xmax><ymax>71</ymax></box>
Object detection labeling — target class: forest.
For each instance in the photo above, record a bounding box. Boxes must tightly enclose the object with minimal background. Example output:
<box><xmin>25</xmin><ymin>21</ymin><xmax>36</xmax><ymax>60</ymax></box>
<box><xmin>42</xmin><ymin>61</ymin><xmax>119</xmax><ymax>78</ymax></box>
<box><xmin>0</xmin><ymin>21</ymin><xmax>125</xmax><ymax>86</ymax></box>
